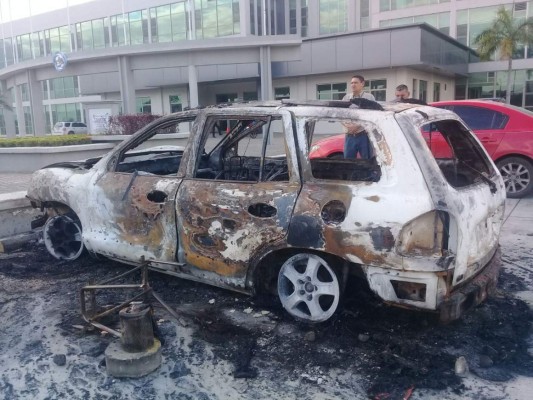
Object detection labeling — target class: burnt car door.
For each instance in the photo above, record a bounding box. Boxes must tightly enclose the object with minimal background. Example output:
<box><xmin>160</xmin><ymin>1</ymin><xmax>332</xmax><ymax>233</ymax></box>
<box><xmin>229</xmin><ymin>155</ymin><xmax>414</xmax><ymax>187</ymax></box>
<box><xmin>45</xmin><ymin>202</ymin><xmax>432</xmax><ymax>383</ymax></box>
<box><xmin>85</xmin><ymin>114</ymin><xmax>196</xmax><ymax>264</ymax></box>
<box><xmin>175</xmin><ymin>109</ymin><xmax>300</xmax><ymax>291</ymax></box>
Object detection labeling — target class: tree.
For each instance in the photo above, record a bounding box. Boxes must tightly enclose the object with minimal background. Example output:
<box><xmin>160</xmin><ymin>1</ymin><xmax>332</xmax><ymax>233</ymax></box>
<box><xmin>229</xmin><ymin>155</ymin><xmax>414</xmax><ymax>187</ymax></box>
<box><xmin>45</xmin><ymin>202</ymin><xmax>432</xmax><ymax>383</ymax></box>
<box><xmin>474</xmin><ymin>7</ymin><xmax>533</xmax><ymax>104</ymax></box>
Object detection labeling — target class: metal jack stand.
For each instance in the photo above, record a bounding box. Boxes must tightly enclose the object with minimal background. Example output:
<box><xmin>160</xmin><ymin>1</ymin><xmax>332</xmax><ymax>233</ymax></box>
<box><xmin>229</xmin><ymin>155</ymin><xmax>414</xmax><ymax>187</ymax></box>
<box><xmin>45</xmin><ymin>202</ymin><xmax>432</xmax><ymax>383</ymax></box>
<box><xmin>80</xmin><ymin>256</ymin><xmax>182</xmax><ymax>337</ymax></box>
<box><xmin>80</xmin><ymin>256</ymin><xmax>182</xmax><ymax>377</ymax></box>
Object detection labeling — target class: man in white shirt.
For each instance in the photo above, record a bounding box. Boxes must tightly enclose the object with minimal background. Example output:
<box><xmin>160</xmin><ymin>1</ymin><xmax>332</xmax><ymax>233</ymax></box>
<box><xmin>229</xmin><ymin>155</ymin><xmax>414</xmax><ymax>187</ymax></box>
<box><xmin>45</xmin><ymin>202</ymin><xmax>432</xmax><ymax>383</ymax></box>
<box><xmin>341</xmin><ymin>75</ymin><xmax>375</xmax><ymax>159</ymax></box>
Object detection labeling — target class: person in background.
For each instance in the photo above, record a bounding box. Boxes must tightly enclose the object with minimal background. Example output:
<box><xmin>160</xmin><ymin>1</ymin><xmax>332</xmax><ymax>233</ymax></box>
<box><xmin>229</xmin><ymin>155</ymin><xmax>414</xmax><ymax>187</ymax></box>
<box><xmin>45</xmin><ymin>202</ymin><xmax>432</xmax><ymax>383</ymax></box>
<box><xmin>394</xmin><ymin>84</ymin><xmax>410</xmax><ymax>101</ymax></box>
<box><xmin>341</xmin><ymin>75</ymin><xmax>375</xmax><ymax>159</ymax></box>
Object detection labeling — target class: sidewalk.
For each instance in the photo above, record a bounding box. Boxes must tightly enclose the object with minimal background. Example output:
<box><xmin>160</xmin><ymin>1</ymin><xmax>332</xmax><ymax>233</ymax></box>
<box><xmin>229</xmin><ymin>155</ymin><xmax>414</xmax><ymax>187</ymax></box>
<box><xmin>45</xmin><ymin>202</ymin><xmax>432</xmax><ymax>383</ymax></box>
<box><xmin>0</xmin><ymin>173</ymin><xmax>32</xmax><ymax>195</ymax></box>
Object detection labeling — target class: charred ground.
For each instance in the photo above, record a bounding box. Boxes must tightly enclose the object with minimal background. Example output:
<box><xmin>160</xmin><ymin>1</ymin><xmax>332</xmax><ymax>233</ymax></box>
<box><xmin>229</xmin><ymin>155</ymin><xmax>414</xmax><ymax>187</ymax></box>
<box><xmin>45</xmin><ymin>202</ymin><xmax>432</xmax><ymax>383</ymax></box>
<box><xmin>0</xmin><ymin>241</ymin><xmax>532</xmax><ymax>400</ymax></box>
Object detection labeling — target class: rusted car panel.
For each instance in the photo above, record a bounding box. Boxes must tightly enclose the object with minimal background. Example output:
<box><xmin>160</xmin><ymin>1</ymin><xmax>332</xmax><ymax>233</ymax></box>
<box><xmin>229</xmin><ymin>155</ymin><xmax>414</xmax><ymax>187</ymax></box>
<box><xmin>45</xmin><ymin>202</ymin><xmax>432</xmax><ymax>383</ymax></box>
<box><xmin>27</xmin><ymin>100</ymin><xmax>506</xmax><ymax>323</ymax></box>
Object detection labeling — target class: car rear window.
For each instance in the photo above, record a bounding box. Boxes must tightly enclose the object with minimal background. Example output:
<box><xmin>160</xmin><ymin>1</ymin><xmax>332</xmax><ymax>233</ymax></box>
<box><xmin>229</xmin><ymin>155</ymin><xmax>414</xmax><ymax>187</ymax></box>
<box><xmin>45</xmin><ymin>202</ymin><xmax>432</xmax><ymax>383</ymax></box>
<box><xmin>440</xmin><ymin>105</ymin><xmax>508</xmax><ymax>130</ymax></box>
<box><xmin>422</xmin><ymin>119</ymin><xmax>497</xmax><ymax>189</ymax></box>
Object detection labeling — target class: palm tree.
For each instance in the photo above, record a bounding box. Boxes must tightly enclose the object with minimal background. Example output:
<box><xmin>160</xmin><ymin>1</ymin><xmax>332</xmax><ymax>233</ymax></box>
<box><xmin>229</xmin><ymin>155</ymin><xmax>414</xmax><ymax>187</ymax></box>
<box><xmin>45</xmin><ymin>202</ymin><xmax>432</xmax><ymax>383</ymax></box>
<box><xmin>474</xmin><ymin>7</ymin><xmax>533</xmax><ymax>104</ymax></box>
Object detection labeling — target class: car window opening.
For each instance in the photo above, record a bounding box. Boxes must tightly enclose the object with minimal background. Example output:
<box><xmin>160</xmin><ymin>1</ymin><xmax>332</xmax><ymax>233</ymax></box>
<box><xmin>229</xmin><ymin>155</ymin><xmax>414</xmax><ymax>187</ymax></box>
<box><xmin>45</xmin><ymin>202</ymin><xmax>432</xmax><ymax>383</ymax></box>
<box><xmin>307</xmin><ymin>117</ymin><xmax>382</xmax><ymax>182</ymax></box>
<box><xmin>115</xmin><ymin>118</ymin><xmax>189</xmax><ymax>176</ymax></box>
<box><xmin>422</xmin><ymin>119</ymin><xmax>496</xmax><ymax>189</ymax></box>
<box><xmin>194</xmin><ymin>116</ymin><xmax>289</xmax><ymax>183</ymax></box>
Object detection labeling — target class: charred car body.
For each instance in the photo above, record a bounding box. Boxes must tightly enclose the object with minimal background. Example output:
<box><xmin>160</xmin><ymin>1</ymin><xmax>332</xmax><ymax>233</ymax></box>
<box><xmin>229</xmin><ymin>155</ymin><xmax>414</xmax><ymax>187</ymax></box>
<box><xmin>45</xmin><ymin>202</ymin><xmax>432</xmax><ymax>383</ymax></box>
<box><xmin>28</xmin><ymin>99</ymin><xmax>506</xmax><ymax>323</ymax></box>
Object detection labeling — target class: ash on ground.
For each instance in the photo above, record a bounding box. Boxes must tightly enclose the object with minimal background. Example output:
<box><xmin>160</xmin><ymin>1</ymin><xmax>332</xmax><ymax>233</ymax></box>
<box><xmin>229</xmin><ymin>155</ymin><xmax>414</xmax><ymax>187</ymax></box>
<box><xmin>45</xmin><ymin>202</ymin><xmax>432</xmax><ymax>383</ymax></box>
<box><xmin>0</xmin><ymin>241</ymin><xmax>532</xmax><ymax>400</ymax></box>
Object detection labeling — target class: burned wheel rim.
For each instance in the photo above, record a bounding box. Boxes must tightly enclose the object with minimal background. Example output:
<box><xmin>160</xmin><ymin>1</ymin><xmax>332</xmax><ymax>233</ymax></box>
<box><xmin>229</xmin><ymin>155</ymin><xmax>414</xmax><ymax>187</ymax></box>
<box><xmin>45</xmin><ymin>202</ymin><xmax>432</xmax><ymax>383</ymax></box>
<box><xmin>277</xmin><ymin>253</ymin><xmax>340</xmax><ymax>323</ymax></box>
<box><xmin>43</xmin><ymin>215</ymin><xmax>84</xmax><ymax>260</ymax></box>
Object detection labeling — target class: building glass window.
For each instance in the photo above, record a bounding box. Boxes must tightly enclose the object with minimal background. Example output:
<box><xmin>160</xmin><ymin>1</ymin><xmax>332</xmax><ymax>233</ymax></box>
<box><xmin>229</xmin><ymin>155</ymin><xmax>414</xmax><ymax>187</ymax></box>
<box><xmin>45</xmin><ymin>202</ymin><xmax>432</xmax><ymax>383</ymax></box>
<box><xmin>243</xmin><ymin>91</ymin><xmax>258</xmax><ymax>101</ymax></box>
<box><xmin>76</xmin><ymin>18</ymin><xmax>109</xmax><ymax>50</ymax></box>
<box><xmin>0</xmin><ymin>109</ymin><xmax>6</xmax><ymax>136</ymax></box>
<box><xmin>44</xmin><ymin>26</ymin><xmax>71</xmax><ymax>55</ymax></box>
<box><xmin>169</xmin><ymin>95</ymin><xmax>182</xmax><ymax>113</ymax></box>
<box><xmin>110</xmin><ymin>9</ymin><xmax>149</xmax><ymax>46</ymax></box>
<box><xmin>16</xmin><ymin>34</ymin><xmax>32</xmax><ymax>61</ymax></box>
<box><xmin>380</xmin><ymin>12</ymin><xmax>450</xmax><ymax>34</ymax></box>
<box><xmin>360</xmin><ymin>0</ymin><xmax>370</xmax><ymax>30</ymax></box>
<box><xmin>317</xmin><ymin>83</ymin><xmax>347</xmax><ymax>100</ymax></box>
<box><xmin>274</xmin><ymin>87</ymin><xmax>291</xmax><ymax>100</ymax></box>
<box><xmin>467</xmin><ymin>72</ymin><xmax>495</xmax><ymax>99</ymax></box>
<box><xmin>136</xmin><ymin>97</ymin><xmax>152</xmax><ymax>114</ymax></box>
<box><xmin>48</xmin><ymin>77</ymin><xmax>79</xmax><ymax>99</ymax></box>
<box><xmin>111</xmin><ymin>14</ymin><xmax>129</xmax><ymax>46</ymax></box>
<box><xmin>0</xmin><ymin>40</ymin><xmax>6</xmax><ymax>68</ymax></box>
<box><xmin>302</xmin><ymin>0</ymin><xmax>308</xmax><ymax>37</ymax></box>
<box><xmin>20</xmin><ymin>84</ymin><xmax>29</xmax><ymax>102</ymax></box>
<box><xmin>50</xmin><ymin>103</ymin><xmax>82</xmax><ymax>125</ymax></box>
<box><xmin>419</xmin><ymin>80</ymin><xmax>428</xmax><ymax>102</ymax></box>
<box><xmin>271</xmin><ymin>0</ymin><xmax>286</xmax><ymax>35</ymax></box>
<box><xmin>128</xmin><ymin>10</ymin><xmax>149</xmax><ymax>45</ymax></box>
<box><xmin>380</xmin><ymin>0</ymin><xmax>450</xmax><ymax>12</ymax></box>
<box><xmin>289</xmin><ymin>0</ymin><xmax>297</xmax><ymax>34</ymax></box>
<box><xmin>319</xmin><ymin>0</ymin><xmax>347</xmax><ymax>35</ymax></box>
<box><xmin>23</xmin><ymin>106</ymin><xmax>33</xmax><ymax>135</ymax></box>
<box><xmin>195</xmin><ymin>0</ymin><xmax>240</xmax><ymax>39</ymax></box>
<box><xmin>32</xmin><ymin>32</ymin><xmax>45</xmax><ymax>57</ymax></box>
<box><xmin>364</xmin><ymin>79</ymin><xmax>387</xmax><ymax>101</ymax></box>
<box><xmin>433</xmin><ymin>82</ymin><xmax>441</xmax><ymax>102</ymax></box>
<box><xmin>151</xmin><ymin>3</ymin><xmax>188</xmax><ymax>43</ymax></box>
<box><xmin>3</xmin><ymin>38</ymin><xmax>15</xmax><ymax>66</ymax></box>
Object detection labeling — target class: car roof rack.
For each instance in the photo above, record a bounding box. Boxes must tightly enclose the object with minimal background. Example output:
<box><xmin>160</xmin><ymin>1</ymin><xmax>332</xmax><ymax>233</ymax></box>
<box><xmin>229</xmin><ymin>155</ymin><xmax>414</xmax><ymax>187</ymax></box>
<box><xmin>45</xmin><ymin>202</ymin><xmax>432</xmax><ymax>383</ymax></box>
<box><xmin>281</xmin><ymin>98</ymin><xmax>384</xmax><ymax>111</ymax></box>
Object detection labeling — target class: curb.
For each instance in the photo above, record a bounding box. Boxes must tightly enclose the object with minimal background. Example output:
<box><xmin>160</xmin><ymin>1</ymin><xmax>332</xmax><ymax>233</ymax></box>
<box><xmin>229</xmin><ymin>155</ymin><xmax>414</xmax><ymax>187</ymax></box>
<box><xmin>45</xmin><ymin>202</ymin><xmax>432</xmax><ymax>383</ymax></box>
<box><xmin>0</xmin><ymin>191</ymin><xmax>41</xmax><ymax>242</ymax></box>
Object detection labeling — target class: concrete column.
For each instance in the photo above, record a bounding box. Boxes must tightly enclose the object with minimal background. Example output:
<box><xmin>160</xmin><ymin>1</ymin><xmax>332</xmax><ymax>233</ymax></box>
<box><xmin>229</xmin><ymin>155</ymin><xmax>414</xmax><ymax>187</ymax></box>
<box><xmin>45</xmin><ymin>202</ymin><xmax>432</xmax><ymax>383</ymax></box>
<box><xmin>14</xmin><ymin>85</ymin><xmax>26</xmax><ymax>136</ymax></box>
<box><xmin>27</xmin><ymin>69</ymin><xmax>46</xmax><ymax>136</ymax></box>
<box><xmin>0</xmin><ymin>80</ymin><xmax>16</xmax><ymax>138</ymax></box>
<box><xmin>118</xmin><ymin>56</ymin><xmax>135</xmax><ymax>114</ymax></box>
<box><xmin>188</xmin><ymin>65</ymin><xmax>199</xmax><ymax>108</ymax></box>
<box><xmin>307</xmin><ymin>0</ymin><xmax>319</xmax><ymax>37</ymax></box>
<box><xmin>259</xmin><ymin>46</ymin><xmax>272</xmax><ymax>100</ymax></box>
<box><xmin>240</xmin><ymin>0</ymin><xmax>251</xmax><ymax>36</ymax></box>
<box><xmin>347</xmin><ymin>0</ymin><xmax>357</xmax><ymax>32</ymax></box>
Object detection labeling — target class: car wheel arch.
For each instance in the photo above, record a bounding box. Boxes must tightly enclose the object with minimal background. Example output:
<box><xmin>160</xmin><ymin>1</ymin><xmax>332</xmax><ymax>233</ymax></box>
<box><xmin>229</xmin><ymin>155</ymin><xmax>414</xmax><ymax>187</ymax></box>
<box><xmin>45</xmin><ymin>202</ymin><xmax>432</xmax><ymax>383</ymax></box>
<box><xmin>37</xmin><ymin>201</ymin><xmax>86</xmax><ymax>261</ymax></box>
<box><xmin>249</xmin><ymin>248</ymin><xmax>351</xmax><ymax>320</ymax></box>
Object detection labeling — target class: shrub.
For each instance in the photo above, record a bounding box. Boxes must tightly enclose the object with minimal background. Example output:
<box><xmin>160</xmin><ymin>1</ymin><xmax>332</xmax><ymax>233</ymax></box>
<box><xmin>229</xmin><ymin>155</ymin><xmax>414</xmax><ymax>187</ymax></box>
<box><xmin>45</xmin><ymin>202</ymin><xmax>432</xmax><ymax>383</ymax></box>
<box><xmin>0</xmin><ymin>134</ymin><xmax>92</xmax><ymax>147</ymax></box>
<box><xmin>107</xmin><ymin>114</ymin><xmax>162</xmax><ymax>136</ymax></box>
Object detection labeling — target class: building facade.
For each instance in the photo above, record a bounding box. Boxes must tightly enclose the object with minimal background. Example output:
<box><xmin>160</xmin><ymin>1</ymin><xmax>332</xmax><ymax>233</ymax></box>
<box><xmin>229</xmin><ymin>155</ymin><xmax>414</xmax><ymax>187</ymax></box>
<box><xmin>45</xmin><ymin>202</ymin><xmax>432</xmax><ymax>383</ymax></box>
<box><xmin>0</xmin><ymin>0</ymin><xmax>530</xmax><ymax>136</ymax></box>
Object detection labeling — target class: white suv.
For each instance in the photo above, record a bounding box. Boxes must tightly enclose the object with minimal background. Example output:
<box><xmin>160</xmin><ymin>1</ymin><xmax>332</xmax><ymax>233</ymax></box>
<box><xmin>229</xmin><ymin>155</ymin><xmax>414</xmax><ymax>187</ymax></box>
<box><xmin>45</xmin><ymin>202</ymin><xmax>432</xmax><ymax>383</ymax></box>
<box><xmin>53</xmin><ymin>121</ymin><xmax>88</xmax><ymax>135</ymax></box>
<box><xmin>29</xmin><ymin>99</ymin><xmax>506</xmax><ymax>323</ymax></box>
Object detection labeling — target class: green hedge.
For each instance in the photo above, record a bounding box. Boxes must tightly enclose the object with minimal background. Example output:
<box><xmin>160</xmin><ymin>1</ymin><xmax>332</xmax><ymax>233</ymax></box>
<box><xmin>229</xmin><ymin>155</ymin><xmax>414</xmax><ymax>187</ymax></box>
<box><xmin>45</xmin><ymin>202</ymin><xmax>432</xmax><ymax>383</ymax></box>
<box><xmin>0</xmin><ymin>134</ymin><xmax>92</xmax><ymax>147</ymax></box>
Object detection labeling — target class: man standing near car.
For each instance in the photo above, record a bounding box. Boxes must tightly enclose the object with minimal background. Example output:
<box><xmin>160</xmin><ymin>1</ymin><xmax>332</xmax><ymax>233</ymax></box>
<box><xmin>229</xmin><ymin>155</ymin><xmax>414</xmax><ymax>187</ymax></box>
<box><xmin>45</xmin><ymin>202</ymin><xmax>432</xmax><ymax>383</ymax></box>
<box><xmin>342</xmin><ymin>75</ymin><xmax>375</xmax><ymax>159</ymax></box>
<box><xmin>393</xmin><ymin>84</ymin><xmax>410</xmax><ymax>101</ymax></box>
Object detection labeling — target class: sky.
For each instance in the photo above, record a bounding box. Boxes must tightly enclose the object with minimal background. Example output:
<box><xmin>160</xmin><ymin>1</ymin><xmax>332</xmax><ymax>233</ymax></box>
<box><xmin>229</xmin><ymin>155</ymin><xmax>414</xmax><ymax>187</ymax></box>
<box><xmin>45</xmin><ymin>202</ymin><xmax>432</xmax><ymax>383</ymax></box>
<box><xmin>0</xmin><ymin>0</ymin><xmax>93</xmax><ymax>21</ymax></box>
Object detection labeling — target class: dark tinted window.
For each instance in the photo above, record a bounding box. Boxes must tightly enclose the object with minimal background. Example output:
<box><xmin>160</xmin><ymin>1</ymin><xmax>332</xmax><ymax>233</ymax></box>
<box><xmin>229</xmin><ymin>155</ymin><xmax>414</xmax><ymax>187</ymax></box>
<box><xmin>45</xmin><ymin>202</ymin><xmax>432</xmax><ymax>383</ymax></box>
<box><xmin>446</xmin><ymin>106</ymin><xmax>508</xmax><ymax>130</ymax></box>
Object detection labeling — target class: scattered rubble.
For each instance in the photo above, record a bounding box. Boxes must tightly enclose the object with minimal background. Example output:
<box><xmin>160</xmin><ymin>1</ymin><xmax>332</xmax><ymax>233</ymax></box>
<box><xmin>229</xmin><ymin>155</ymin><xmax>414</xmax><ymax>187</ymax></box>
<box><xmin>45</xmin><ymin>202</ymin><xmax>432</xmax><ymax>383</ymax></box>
<box><xmin>0</xmin><ymin>241</ymin><xmax>532</xmax><ymax>399</ymax></box>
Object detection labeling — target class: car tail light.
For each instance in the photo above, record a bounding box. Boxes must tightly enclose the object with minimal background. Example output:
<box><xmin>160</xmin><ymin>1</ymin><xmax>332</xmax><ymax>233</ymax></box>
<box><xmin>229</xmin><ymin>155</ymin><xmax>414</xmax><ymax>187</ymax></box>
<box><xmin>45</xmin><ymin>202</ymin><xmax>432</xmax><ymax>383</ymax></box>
<box><xmin>398</xmin><ymin>211</ymin><xmax>449</xmax><ymax>256</ymax></box>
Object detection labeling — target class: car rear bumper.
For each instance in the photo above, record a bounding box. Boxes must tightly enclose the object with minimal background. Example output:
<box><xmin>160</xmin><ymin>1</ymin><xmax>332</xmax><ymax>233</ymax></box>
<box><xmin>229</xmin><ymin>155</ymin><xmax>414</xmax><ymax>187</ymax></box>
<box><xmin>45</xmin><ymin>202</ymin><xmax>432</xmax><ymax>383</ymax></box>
<box><xmin>438</xmin><ymin>246</ymin><xmax>501</xmax><ymax>323</ymax></box>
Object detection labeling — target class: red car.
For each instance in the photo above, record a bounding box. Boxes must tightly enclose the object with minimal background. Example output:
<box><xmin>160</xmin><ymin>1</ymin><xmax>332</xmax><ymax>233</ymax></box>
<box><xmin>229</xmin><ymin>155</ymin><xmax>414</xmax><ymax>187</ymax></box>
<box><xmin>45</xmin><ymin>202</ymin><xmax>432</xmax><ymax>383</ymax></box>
<box><xmin>309</xmin><ymin>100</ymin><xmax>533</xmax><ymax>198</ymax></box>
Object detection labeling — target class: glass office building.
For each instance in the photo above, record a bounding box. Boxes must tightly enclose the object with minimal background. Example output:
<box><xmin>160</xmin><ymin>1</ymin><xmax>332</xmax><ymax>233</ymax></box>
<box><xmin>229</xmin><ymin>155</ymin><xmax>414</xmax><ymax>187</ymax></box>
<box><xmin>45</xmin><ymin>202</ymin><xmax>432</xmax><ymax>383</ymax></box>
<box><xmin>0</xmin><ymin>0</ymin><xmax>530</xmax><ymax>136</ymax></box>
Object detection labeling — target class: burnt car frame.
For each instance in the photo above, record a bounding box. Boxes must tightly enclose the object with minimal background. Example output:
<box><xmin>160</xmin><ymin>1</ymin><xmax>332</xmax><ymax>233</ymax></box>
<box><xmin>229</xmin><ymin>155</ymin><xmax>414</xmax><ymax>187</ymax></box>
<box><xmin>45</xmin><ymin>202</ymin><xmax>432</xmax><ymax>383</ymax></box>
<box><xmin>28</xmin><ymin>100</ymin><xmax>506</xmax><ymax>323</ymax></box>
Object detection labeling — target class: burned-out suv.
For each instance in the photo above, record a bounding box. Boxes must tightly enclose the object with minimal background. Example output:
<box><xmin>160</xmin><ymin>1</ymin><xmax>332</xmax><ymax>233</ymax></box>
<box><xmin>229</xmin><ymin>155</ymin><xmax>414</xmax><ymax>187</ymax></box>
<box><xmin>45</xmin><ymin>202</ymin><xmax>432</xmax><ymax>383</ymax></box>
<box><xmin>28</xmin><ymin>99</ymin><xmax>505</xmax><ymax>323</ymax></box>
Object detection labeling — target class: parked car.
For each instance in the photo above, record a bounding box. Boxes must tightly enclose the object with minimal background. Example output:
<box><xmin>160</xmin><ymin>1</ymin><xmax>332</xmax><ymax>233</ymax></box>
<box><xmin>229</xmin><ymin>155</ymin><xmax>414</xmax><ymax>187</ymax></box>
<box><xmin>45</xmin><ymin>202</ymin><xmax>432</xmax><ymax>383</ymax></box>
<box><xmin>53</xmin><ymin>121</ymin><xmax>88</xmax><ymax>135</ymax></box>
<box><xmin>27</xmin><ymin>99</ymin><xmax>505</xmax><ymax>324</ymax></box>
<box><xmin>432</xmin><ymin>100</ymin><xmax>533</xmax><ymax>198</ymax></box>
<box><xmin>309</xmin><ymin>100</ymin><xmax>533</xmax><ymax>198</ymax></box>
